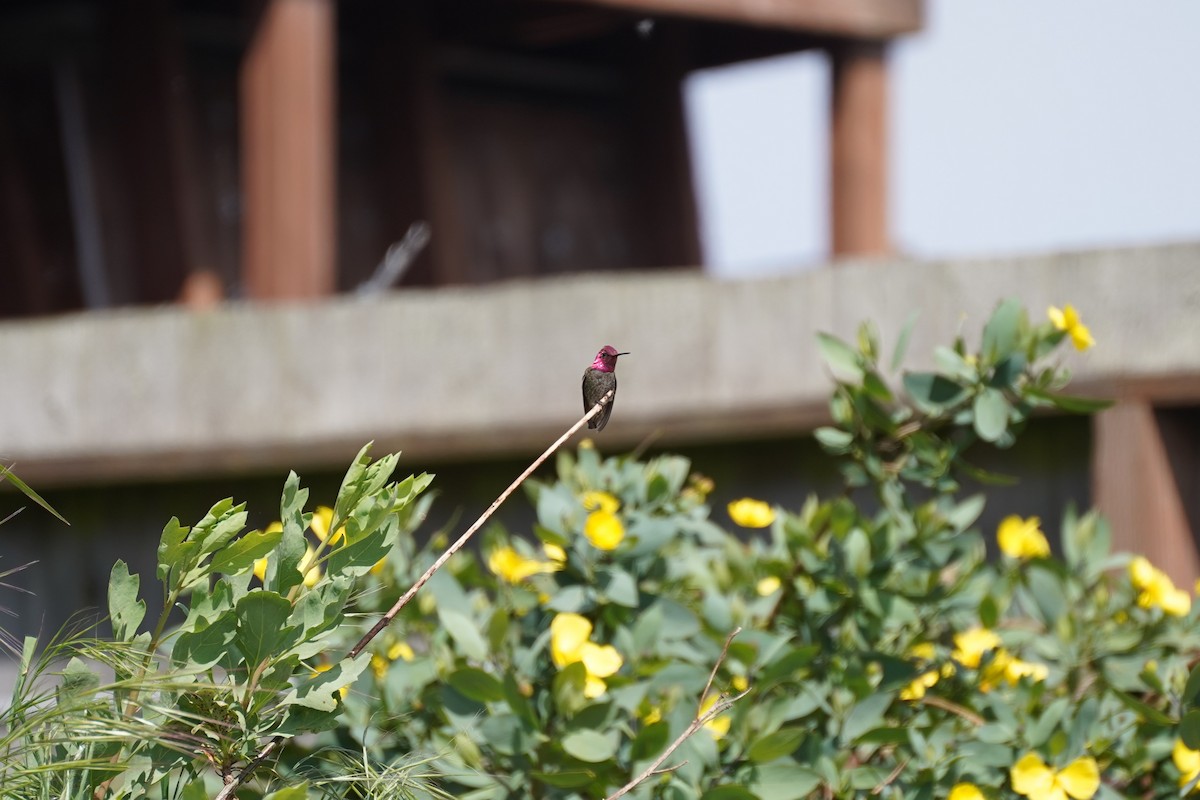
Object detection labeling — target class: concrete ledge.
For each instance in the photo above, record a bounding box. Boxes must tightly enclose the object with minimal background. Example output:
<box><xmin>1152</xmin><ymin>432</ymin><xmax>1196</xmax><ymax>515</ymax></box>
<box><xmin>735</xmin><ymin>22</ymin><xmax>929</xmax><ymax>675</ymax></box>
<box><xmin>3</xmin><ymin>242</ymin><xmax>1198</xmax><ymax>486</ymax></box>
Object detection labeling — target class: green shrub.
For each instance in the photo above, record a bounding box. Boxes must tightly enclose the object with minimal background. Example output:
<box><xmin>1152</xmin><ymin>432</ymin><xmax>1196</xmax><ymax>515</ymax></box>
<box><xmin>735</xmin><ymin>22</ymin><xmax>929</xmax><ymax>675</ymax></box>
<box><xmin>7</xmin><ymin>300</ymin><xmax>1199</xmax><ymax>800</ymax></box>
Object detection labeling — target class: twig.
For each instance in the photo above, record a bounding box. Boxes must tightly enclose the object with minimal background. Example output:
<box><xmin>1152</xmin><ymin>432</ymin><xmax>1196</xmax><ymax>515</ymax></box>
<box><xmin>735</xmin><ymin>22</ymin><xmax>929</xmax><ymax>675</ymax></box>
<box><xmin>918</xmin><ymin>694</ymin><xmax>984</xmax><ymax>726</ymax></box>
<box><xmin>219</xmin><ymin>390</ymin><xmax>614</xmax><ymax>799</ymax></box>
<box><xmin>355</xmin><ymin>221</ymin><xmax>432</xmax><ymax>296</ymax></box>
<box><xmin>347</xmin><ymin>389</ymin><xmax>614</xmax><ymax>659</ymax></box>
<box><xmin>871</xmin><ymin>756</ymin><xmax>908</xmax><ymax>794</ymax></box>
<box><xmin>697</xmin><ymin>626</ymin><xmax>742</xmax><ymax>716</ymax></box>
<box><xmin>607</xmin><ymin>629</ymin><xmax>749</xmax><ymax>800</ymax></box>
<box><xmin>213</xmin><ymin>735</ymin><xmax>283</xmax><ymax>800</ymax></box>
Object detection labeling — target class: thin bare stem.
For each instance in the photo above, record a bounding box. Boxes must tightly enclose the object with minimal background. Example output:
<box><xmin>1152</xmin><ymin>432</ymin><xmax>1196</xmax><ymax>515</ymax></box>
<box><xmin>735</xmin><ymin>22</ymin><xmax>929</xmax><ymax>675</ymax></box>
<box><xmin>213</xmin><ymin>736</ymin><xmax>283</xmax><ymax>800</ymax></box>
<box><xmin>608</xmin><ymin>629</ymin><xmax>748</xmax><ymax>800</ymax></box>
<box><xmin>697</xmin><ymin>626</ymin><xmax>742</xmax><ymax>716</ymax></box>
<box><xmin>348</xmin><ymin>388</ymin><xmax>613</xmax><ymax>659</ymax></box>
<box><xmin>918</xmin><ymin>694</ymin><xmax>984</xmax><ymax>726</ymax></box>
<box><xmin>217</xmin><ymin>391</ymin><xmax>613</xmax><ymax>800</ymax></box>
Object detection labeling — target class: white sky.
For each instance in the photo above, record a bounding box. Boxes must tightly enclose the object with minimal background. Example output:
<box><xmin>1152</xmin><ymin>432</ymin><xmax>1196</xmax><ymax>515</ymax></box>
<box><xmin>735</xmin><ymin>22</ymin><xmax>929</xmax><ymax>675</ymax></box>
<box><xmin>685</xmin><ymin>0</ymin><xmax>1200</xmax><ymax>277</ymax></box>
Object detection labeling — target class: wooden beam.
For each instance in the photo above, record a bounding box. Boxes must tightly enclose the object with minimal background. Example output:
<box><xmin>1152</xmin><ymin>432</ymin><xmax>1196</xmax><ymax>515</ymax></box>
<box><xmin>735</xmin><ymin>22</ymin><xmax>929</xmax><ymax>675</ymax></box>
<box><xmin>543</xmin><ymin>0</ymin><xmax>922</xmax><ymax>38</ymax></box>
<box><xmin>1092</xmin><ymin>400</ymin><xmax>1199</xmax><ymax>590</ymax></box>
<box><xmin>830</xmin><ymin>40</ymin><xmax>889</xmax><ymax>258</ymax></box>
<box><xmin>241</xmin><ymin>0</ymin><xmax>336</xmax><ymax>299</ymax></box>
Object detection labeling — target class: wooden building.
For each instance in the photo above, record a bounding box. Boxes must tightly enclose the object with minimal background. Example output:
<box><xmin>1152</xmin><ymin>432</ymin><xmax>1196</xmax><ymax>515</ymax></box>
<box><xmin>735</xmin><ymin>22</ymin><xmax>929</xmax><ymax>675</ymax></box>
<box><xmin>1</xmin><ymin>0</ymin><xmax>917</xmax><ymax>315</ymax></box>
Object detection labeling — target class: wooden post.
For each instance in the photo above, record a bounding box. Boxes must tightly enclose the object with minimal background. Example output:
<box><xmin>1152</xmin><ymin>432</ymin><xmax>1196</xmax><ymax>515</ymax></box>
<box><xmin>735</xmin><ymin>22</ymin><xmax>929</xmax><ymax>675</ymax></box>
<box><xmin>241</xmin><ymin>0</ymin><xmax>336</xmax><ymax>299</ymax></box>
<box><xmin>1092</xmin><ymin>400</ymin><xmax>1199</xmax><ymax>589</ymax></box>
<box><xmin>829</xmin><ymin>40</ymin><xmax>889</xmax><ymax>257</ymax></box>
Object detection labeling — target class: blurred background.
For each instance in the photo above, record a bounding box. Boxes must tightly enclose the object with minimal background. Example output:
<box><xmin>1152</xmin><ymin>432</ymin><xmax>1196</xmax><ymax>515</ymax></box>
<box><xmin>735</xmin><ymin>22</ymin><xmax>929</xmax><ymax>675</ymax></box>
<box><xmin>1</xmin><ymin>0</ymin><xmax>1198</xmax><ymax>638</ymax></box>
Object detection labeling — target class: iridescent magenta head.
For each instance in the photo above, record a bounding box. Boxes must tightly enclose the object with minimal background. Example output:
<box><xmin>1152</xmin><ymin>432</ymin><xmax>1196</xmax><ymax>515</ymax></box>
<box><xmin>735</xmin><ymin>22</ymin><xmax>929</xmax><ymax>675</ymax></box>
<box><xmin>589</xmin><ymin>345</ymin><xmax>629</xmax><ymax>373</ymax></box>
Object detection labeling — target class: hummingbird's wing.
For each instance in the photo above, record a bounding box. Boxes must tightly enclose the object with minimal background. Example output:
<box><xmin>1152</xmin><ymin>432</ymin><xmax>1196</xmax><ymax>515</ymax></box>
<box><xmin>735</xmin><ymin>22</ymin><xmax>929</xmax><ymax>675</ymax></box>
<box><xmin>583</xmin><ymin>370</ymin><xmax>615</xmax><ymax>431</ymax></box>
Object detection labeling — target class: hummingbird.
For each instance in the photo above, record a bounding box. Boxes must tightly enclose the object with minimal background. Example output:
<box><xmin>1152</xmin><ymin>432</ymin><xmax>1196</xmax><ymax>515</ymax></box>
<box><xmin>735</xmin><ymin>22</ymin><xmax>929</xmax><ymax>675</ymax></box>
<box><xmin>582</xmin><ymin>345</ymin><xmax>629</xmax><ymax>431</ymax></box>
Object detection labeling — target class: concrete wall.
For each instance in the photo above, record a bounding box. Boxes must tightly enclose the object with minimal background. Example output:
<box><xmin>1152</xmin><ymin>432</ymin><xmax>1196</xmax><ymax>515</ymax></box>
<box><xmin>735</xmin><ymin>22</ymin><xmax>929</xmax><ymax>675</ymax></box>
<box><xmin>2</xmin><ymin>242</ymin><xmax>1198</xmax><ymax>487</ymax></box>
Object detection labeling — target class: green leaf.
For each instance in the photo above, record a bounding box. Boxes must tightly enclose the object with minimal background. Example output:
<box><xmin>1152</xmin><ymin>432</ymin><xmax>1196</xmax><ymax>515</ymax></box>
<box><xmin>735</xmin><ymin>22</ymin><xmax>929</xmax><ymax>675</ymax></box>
<box><xmin>701</xmin><ymin>786</ymin><xmax>759</xmax><ymax>800</ymax></box>
<box><xmin>841</xmin><ymin>693</ymin><xmax>893</xmax><ymax>744</ymax></box>
<box><xmin>210</xmin><ymin>525</ymin><xmax>284</xmax><ymax>576</ymax></box>
<box><xmin>108</xmin><ymin>560</ymin><xmax>145</xmax><ymax>641</ymax></box>
<box><xmin>597</xmin><ymin>567</ymin><xmax>639</xmax><ymax>607</ymax></box>
<box><xmin>439</xmin><ymin>609</ymin><xmax>488</xmax><ymax>661</ymax></box>
<box><xmin>747</xmin><ymin>728</ymin><xmax>806</xmax><ymax>763</ymax></box>
<box><xmin>1026</xmin><ymin>565</ymin><xmax>1067</xmax><ymax>625</ymax></box>
<box><xmin>156</xmin><ymin>516</ymin><xmax>191</xmax><ymax>585</ymax></box>
<box><xmin>327</xmin><ymin>520</ymin><xmax>394</xmax><ymax>578</ymax></box>
<box><xmin>274</xmin><ymin>472</ymin><xmax>310</xmax><ymax>593</ymax></box>
<box><xmin>981</xmin><ymin>298</ymin><xmax>1024</xmax><ymax>363</ymax></box>
<box><xmin>973</xmin><ymin>388</ymin><xmax>1011</xmax><ymax>442</ymax></box>
<box><xmin>561</xmin><ymin>728</ymin><xmax>618</xmax><ymax>763</ymax></box>
<box><xmin>263</xmin><ymin>784</ymin><xmax>311</xmax><ymax>800</ymax></box>
<box><xmin>814</xmin><ymin>427</ymin><xmax>854</xmax><ymax>453</ymax></box>
<box><xmin>1182</xmin><ymin>710</ymin><xmax>1200</xmax><ymax>749</ymax></box>
<box><xmin>631</xmin><ymin>719</ymin><xmax>669</xmax><ymax>760</ymax></box>
<box><xmin>945</xmin><ymin>494</ymin><xmax>986</xmax><ymax>533</ymax></box>
<box><xmin>1110</xmin><ymin>688</ymin><xmax>1174</xmax><ymax>726</ymax></box>
<box><xmin>903</xmin><ymin>372</ymin><xmax>968</xmax><ymax>412</ymax></box>
<box><xmin>745</xmin><ymin>762</ymin><xmax>822</xmax><ymax>800</ymax></box>
<box><xmin>192</xmin><ymin>498</ymin><xmax>248</xmax><ymax>558</ymax></box>
<box><xmin>0</xmin><ymin>464</ymin><xmax>67</xmax><ymax>524</ymax></box>
<box><xmin>448</xmin><ymin>668</ymin><xmax>506</xmax><ymax>704</ymax></box>
<box><xmin>934</xmin><ymin>346</ymin><xmax>977</xmax><ymax>382</ymax></box>
<box><xmin>1029</xmin><ymin>390</ymin><xmax>1114</xmax><ymax>414</ymax></box>
<box><xmin>989</xmin><ymin>353</ymin><xmax>1027</xmax><ymax>388</ymax></box>
<box><xmin>234</xmin><ymin>591</ymin><xmax>293</xmax><ymax>669</ymax></box>
<box><xmin>553</xmin><ymin>661</ymin><xmax>589</xmax><ymax>716</ymax></box>
<box><xmin>286</xmin><ymin>654</ymin><xmax>370</xmax><ymax>712</ymax></box>
<box><xmin>1184</xmin><ymin>663</ymin><xmax>1200</xmax><ymax>706</ymax></box>
<box><xmin>817</xmin><ymin>332</ymin><xmax>864</xmax><ymax>384</ymax></box>
<box><xmin>890</xmin><ymin>311</ymin><xmax>919</xmax><ymax>371</ymax></box>
<box><xmin>532</xmin><ymin>768</ymin><xmax>597</xmax><ymax>789</ymax></box>
<box><xmin>179</xmin><ymin>780</ymin><xmax>209</xmax><ymax>800</ymax></box>
<box><xmin>58</xmin><ymin>657</ymin><xmax>99</xmax><ymax>700</ymax></box>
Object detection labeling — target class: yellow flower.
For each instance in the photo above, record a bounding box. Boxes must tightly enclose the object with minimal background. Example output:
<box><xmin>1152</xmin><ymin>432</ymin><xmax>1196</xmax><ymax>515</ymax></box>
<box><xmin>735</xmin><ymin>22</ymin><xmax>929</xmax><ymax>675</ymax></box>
<box><xmin>550</xmin><ymin>613</ymin><xmax>593</xmax><ymax>668</ymax></box>
<box><xmin>953</xmin><ymin>627</ymin><xmax>1001</xmax><ymax>669</ymax></box>
<box><xmin>580</xmin><ymin>642</ymin><xmax>623</xmax><ymax>698</ymax></box>
<box><xmin>699</xmin><ymin>693</ymin><xmax>731</xmax><ymax>739</ymax></box>
<box><xmin>756</xmin><ymin>576</ymin><xmax>782</xmax><ymax>596</ymax></box>
<box><xmin>299</xmin><ymin>546</ymin><xmax>321</xmax><ymax>587</ymax></box>
<box><xmin>900</xmin><ymin>668</ymin><xmax>941</xmax><ymax>701</ymax></box>
<box><xmin>252</xmin><ymin>521</ymin><xmax>283</xmax><ymax>581</ymax></box>
<box><xmin>1048</xmin><ymin>305</ymin><xmax>1095</xmax><ymax>351</ymax></box>
<box><xmin>642</xmin><ymin>705</ymin><xmax>663</xmax><ymax>725</ymax></box>
<box><xmin>949</xmin><ymin>784</ymin><xmax>985</xmax><ymax>800</ymax></box>
<box><xmin>312</xmin><ymin>663</ymin><xmax>350</xmax><ymax>699</ymax></box>
<box><xmin>488</xmin><ymin>545</ymin><xmax>560</xmax><ymax>583</ymax></box>
<box><xmin>900</xmin><ymin>642</ymin><xmax>946</xmax><ymax>701</ymax></box>
<box><xmin>581</xmin><ymin>491</ymin><xmax>620</xmax><ymax>514</ymax></box>
<box><xmin>1173</xmin><ymin>739</ymin><xmax>1200</xmax><ymax>789</ymax></box>
<box><xmin>731</xmin><ymin>675</ymin><xmax>748</xmax><ymax>692</ymax></box>
<box><xmin>543</xmin><ymin>542</ymin><xmax>567</xmax><ymax>564</ymax></box>
<box><xmin>998</xmin><ymin>515</ymin><xmax>1051</xmax><ymax>559</ymax></box>
<box><xmin>310</xmin><ymin>505</ymin><xmax>345</xmax><ymax>545</ymax></box>
<box><xmin>728</xmin><ymin>498</ymin><xmax>775</xmax><ymax>528</ymax></box>
<box><xmin>1130</xmin><ymin>557</ymin><xmax>1191</xmax><ymax>616</ymax></box>
<box><xmin>371</xmin><ymin>641</ymin><xmax>415</xmax><ymax>680</ymax></box>
<box><xmin>1011</xmin><ymin>753</ymin><xmax>1099</xmax><ymax>800</ymax></box>
<box><xmin>981</xmin><ymin>650</ymin><xmax>1049</xmax><ymax>691</ymax></box>
<box><xmin>549</xmin><ymin>613</ymin><xmax>622</xmax><ymax>698</ymax></box>
<box><xmin>584</xmin><ymin>510</ymin><xmax>625</xmax><ymax>550</ymax></box>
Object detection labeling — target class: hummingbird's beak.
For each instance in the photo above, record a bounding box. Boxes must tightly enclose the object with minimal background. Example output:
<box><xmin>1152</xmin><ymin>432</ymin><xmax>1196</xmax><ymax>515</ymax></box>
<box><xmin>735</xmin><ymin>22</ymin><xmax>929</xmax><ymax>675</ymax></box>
<box><xmin>617</xmin><ymin>352</ymin><xmax>630</xmax><ymax>356</ymax></box>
